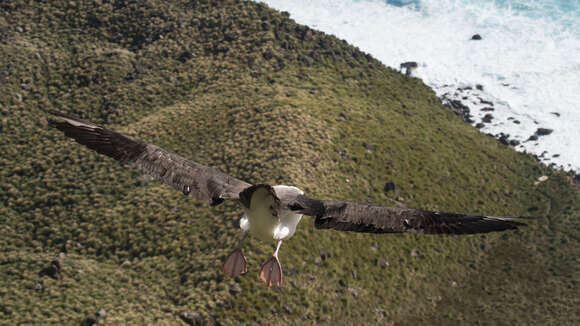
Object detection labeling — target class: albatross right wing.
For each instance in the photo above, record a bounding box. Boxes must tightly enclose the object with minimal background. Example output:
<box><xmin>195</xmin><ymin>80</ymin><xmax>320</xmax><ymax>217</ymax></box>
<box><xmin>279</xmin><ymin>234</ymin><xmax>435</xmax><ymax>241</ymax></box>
<box><xmin>290</xmin><ymin>195</ymin><xmax>528</xmax><ymax>235</ymax></box>
<box><xmin>47</xmin><ymin>110</ymin><xmax>251</xmax><ymax>205</ymax></box>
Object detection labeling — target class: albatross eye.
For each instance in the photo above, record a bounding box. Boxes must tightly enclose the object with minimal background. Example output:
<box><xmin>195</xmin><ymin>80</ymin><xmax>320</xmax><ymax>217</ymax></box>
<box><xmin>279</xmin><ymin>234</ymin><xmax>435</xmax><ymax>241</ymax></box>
<box><xmin>270</xmin><ymin>205</ymin><xmax>278</xmax><ymax>217</ymax></box>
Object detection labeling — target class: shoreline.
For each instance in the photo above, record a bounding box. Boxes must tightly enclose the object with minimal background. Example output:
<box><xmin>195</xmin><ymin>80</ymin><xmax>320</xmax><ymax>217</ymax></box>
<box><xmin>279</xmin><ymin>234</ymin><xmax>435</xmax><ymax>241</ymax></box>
<box><xmin>430</xmin><ymin>76</ymin><xmax>580</xmax><ymax>187</ymax></box>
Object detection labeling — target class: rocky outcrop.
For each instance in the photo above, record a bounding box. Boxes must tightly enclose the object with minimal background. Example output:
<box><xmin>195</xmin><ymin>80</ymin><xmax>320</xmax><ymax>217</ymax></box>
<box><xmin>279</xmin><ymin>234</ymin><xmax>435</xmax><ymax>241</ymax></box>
<box><xmin>441</xmin><ymin>96</ymin><xmax>473</xmax><ymax>123</ymax></box>
<box><xmin>400</xmin><ymin>61</ymin><xmax>418</xmax><ymax>76</ymax></box>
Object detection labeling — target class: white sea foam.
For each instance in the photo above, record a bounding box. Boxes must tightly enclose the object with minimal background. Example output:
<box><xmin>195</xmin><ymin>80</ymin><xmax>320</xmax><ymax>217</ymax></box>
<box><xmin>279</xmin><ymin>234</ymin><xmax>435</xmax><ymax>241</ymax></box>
<box><xmin>261</xmin><ymin>0</ymin><xmax>580</xmax><ymax>172</ymax></box>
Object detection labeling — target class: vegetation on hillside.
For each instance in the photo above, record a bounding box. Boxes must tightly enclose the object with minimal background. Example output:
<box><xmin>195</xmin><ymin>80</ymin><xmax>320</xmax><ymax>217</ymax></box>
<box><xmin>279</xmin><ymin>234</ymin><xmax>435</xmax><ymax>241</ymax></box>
<box><xmin>1</xmin><ymin>0</ymin><xmax>578</xmax><ymax>325</ymax></box>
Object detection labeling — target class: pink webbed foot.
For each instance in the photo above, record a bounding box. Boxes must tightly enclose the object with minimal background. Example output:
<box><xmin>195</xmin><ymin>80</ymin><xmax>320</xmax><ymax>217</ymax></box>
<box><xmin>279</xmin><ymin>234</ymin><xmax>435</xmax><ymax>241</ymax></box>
<box><xmin>222</xmin><ymin>248</ymin><xmax>247</xmax><ymax>278</ymax></box>
<box><xmin>259</xmin><ymin>256</ymin><xmax>283</xmax><ymax>287</ymax></box>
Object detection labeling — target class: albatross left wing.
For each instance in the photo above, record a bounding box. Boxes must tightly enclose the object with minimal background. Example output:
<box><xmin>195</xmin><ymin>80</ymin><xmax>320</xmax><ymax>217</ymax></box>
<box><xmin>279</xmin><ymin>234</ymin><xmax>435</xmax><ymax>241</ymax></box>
<box><xmin>290</xmin><ymin>195</ymin><xmax>527</xmax><ymax>235</ymax></box>
<box><xmin>47</xmin><ymin>110</ymin><xmax>251</xmax><ymax>205</ymax></box>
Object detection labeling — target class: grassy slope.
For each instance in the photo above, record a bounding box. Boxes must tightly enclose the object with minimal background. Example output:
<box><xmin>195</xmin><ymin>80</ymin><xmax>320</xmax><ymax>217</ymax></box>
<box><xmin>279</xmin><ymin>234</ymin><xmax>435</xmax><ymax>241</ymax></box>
<box><xmin>0</xmin><ymin>0</ymin><xmax>578</xmax><ymax>325</ymax></box>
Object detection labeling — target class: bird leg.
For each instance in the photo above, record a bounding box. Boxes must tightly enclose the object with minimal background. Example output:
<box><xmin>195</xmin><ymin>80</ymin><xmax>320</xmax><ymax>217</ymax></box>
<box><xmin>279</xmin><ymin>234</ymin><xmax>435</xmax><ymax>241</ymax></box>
<box><xmin>222</xmin><ymin>231</ymin><xmax>248</xmax><ymax>278</ymax></box>
<box><xmin>259</xmin><ymin>240</ymin><xmax>283</xmax><ymax>287</ymax></box>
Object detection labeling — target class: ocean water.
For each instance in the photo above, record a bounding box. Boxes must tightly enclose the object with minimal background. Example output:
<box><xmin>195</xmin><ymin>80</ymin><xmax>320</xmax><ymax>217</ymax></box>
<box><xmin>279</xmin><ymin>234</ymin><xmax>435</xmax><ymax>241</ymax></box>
<box><xmin>261</xmin><ymin>0</ymin><xmax>580</xmax><ymax>172</ymax></box>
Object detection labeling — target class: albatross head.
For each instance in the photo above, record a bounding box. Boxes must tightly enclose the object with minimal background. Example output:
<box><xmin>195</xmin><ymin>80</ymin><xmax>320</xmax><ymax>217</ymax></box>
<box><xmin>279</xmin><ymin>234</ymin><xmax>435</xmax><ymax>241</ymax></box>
<box><xmin>238</xmin><ymin>184</ymin><xmax>304</xmax><ymax>242</ymax></box>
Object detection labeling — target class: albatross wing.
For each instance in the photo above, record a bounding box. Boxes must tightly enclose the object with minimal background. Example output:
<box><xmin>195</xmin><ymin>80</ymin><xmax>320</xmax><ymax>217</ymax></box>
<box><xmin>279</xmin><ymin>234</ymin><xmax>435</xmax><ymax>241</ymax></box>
<box><xmin>291</xmin><ymin>195</ymin><xmax>527</xmax><ymax>234</ymax></box>
<box><xmin>47</xmin><ymin>110</ymin><xmax>251</xmax><ymax>205</ymax></box>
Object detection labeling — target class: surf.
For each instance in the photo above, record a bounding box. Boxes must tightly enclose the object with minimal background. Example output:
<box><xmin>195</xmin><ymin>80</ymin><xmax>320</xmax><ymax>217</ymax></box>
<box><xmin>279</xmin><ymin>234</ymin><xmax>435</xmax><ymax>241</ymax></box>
<box><xmin>262</xmin><ymin>0</ymin><xmax>580</xmax><ymax>172</ymax></box>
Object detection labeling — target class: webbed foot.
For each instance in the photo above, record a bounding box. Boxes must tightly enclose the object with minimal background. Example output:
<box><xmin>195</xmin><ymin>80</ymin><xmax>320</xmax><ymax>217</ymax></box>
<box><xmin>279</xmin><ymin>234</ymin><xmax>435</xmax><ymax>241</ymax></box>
<box><xmin>258</xmin><ymin>256</ymin><xmax>283</xmax><ymax>287</ymax></box>
<box><xmin>222</xmin><ymin>248</ymin><xmax>247</xmax><ymax>278</ymax></box>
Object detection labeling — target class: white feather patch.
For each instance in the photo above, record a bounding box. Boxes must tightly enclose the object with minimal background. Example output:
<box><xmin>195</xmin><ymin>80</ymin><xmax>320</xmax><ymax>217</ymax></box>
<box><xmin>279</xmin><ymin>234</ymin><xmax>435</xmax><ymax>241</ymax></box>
<box><xmin>62</xmin><ymin>117</ymin><xmax>97</xmax><ymax>129</ymax></box>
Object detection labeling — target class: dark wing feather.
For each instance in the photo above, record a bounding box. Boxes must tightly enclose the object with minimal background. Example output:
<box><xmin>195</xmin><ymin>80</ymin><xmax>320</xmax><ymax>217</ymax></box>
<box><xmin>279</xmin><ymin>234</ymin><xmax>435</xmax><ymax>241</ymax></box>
<box><xmin>47</xmin><ymin>110</ymin><xmax>251</xmax><ymax>204</ymax></box>
<box><xmin>291</xmin><ymin>195</ymin><xmax>526</xmax><ymax>234</ymax></box>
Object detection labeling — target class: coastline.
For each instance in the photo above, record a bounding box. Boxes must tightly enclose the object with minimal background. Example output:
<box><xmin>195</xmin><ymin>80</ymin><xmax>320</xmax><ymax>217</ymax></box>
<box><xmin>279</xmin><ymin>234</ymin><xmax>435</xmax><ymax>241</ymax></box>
<box><xmin>430</xmin><ymin>75</ymin><xmax>580</xmax><ymax>187</ymax></box>
<box><xmin>261</xmin><ymin>0</ymin><xmax>580</xmax><ymax>174</ymax></box>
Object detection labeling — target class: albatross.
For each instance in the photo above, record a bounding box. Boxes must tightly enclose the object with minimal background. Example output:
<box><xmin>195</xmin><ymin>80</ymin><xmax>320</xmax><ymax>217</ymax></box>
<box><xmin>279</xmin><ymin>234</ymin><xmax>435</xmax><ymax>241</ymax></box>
<box><xmin>46</xmin><ymin>110</ymin><xmax>527</xmax><ymax>287</ymax></box>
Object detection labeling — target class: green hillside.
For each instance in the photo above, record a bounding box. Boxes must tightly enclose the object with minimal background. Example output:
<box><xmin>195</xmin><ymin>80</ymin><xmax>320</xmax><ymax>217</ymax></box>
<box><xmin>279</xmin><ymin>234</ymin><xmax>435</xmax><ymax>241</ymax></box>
<box><xmin>1</xmin><ymin>0</ymin><xmax>578</xmax><ymax>325</ymax></box>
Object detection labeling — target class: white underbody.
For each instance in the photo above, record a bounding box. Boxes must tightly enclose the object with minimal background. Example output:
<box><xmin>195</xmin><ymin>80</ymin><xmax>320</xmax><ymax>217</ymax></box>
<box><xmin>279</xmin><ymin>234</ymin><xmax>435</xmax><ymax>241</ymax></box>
<box><xmin>240</xmin><ymin>185</ymin><xmax>304</xmax><ymax>242</ymax></box>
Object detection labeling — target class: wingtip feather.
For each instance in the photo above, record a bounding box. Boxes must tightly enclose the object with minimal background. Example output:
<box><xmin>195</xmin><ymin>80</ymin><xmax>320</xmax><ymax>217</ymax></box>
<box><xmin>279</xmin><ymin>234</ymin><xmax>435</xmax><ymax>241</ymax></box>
<box><xmin>485</xmin><ymin>215</ymin><xmax>535</xmax><ymax>226</ymax></box>
<box><xmin>46</xmin><ymin>110</ymin><xmax>100</xmax><ymax>129</ymax></box>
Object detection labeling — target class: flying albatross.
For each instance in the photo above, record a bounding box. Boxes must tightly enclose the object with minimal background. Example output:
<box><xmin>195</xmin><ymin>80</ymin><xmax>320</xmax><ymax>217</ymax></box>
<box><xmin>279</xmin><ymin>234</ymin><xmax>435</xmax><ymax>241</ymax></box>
<box><xmin>46</xmin><ymin>110</ymin><xmax>527</xmax><ymax>287</ymax></box>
